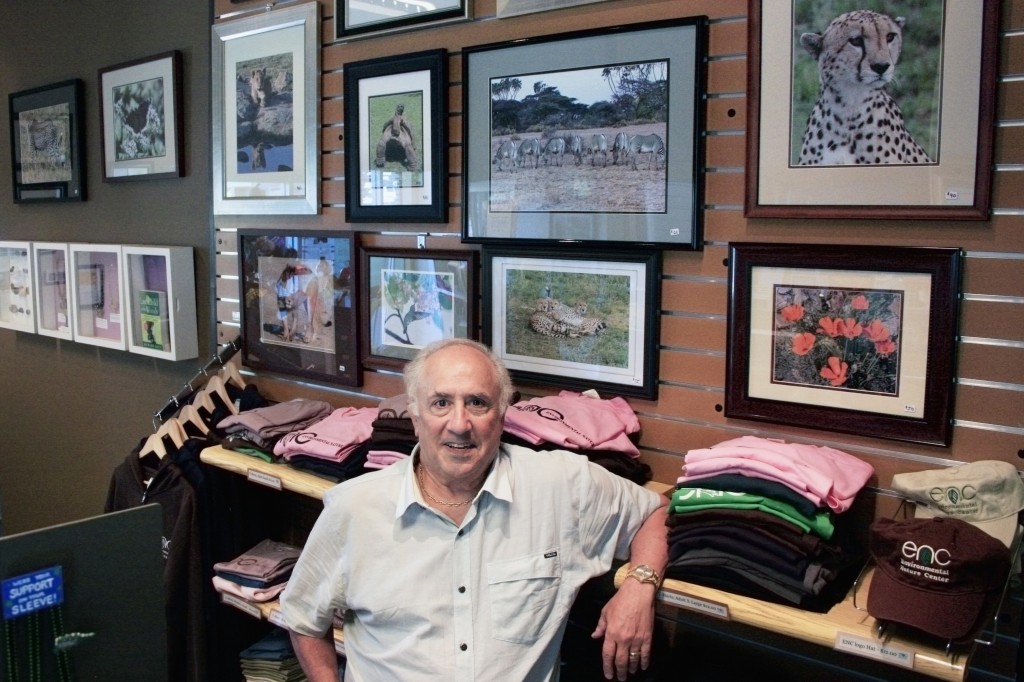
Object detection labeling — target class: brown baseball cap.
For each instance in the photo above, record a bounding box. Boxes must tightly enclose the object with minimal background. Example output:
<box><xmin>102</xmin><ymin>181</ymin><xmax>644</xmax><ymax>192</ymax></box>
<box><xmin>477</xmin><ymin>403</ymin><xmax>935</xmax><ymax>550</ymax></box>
<box><xmin>867</xmin><ymin>516</ymin><xmax>1011</xmax><ymax>641</ymax></box>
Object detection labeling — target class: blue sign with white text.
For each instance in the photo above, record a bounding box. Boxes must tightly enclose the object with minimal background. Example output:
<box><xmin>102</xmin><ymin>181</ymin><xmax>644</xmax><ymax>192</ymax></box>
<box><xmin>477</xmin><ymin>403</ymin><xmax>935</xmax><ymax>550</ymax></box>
<box><xmin>2</xmin><ymin>566</ymin><xmax>64</xmax><ymax>619</ymax></box>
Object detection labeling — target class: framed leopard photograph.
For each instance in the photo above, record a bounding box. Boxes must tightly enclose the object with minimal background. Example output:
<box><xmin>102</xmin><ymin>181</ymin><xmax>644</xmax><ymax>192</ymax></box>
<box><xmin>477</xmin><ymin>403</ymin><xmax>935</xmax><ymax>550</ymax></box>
<box><xmin>745</xmin><ymin>0</ymin><xmax>999</xmax><ymax>220</ymax></box>
<box><xmin>482</xmin><ymin>245</ymin><xmax>661</xmax><ymax>400</ymax></box>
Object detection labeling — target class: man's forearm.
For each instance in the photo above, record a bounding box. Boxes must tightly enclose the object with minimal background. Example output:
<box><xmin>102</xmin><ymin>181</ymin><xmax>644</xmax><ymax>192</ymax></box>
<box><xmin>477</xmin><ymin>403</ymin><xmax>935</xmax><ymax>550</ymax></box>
<box><xmin>290</xmin><ymin>630</ymin><xmax>340</xmax><ymax>682</ymax></box>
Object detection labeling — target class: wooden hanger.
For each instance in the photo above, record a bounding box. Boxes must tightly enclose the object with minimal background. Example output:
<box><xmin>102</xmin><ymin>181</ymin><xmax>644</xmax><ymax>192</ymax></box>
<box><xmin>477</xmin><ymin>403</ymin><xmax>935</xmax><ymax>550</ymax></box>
<box><xmin>139</xmin><ymin>417</ymin><xmax>187</xmax><ymax>459</ymax></box>
<box><xmin>203</xmin><ymin>375</ymin><xmax>238</xmax><ymax>415</ymax></box>
<box><xmin>219</xmin><ymin>361</ymin><xmax>246</xmax><ymax>390</ymax></box>
<box><xmin>177</xmin><ymin>404</ymin><xmax>209</xmax><ymax>436</ymax></box>
<box><xmin>191</xmin><ymin>388</ymin><xmax>216</xmax><ymax>416</ymax></box>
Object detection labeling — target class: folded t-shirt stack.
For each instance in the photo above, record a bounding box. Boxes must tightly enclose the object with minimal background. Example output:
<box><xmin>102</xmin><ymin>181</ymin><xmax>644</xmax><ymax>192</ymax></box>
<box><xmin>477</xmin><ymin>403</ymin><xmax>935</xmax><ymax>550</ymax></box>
<box><xmin>501</xmin><ymin>390</ymin><xmax>651</xmax><ymax>485</ymax></box>
<box><xmin>272</xmin><ymin>406</ymin><xmax>378</xmax><ymax>482</ymax></box>
<box><xmin>365</xmin><ymin>394</ymin><xmax>417</xmax><ymax>470</ymax></box>
<box><xmin>212</xmin><ymin>539</ymin><xmax>302</xmax><ymax>603</ymax></box>
<box><xmin>239</xmin><ymin>627</ymin><xmax>329</xmax><ymax>681</ymax></box>
<box><xmin>666</xmin><ymin>436</ymin><xmax>873</xmax><ymax>612</ymax></box>
<box><xmin>218</xmin><ymin>399</ymin><xmax>334</xmax><ymax>458</ymax></box>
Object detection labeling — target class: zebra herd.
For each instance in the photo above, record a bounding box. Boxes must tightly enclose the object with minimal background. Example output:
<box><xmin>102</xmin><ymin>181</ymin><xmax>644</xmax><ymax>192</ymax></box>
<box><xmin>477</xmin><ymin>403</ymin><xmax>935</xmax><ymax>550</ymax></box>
<box><xmin>492</xmin><ymin>131</ymin><xmax>666</xmax><ymax>173</ymax></box>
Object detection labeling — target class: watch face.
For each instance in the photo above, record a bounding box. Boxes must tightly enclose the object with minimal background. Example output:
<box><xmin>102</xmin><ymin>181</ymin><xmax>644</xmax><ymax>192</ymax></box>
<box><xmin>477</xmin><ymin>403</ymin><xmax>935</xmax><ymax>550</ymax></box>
<box><xmin>634</xmin><ymin>566</ymin><xmax>654</xmax><ymax>580</ymax></box>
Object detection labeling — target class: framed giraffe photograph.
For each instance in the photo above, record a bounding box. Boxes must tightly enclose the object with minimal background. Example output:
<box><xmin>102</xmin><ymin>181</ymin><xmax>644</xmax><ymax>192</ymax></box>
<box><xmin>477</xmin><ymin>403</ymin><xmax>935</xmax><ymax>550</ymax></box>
<box><xmin>98</xmin><ymin>51</ymin><xmax>184</xmax><ymax>182</ymax></box>
<box><xmin>482</xmin><ymin>245</ymin><xmax>661</xmax><ymax>400</ymax></box>
<box><xmin>745</xmin><ymin>0</ymin><xmax>999</xmax><ymax>220</ymax></box>
<box><xmin>8</xmin><ymin>79</ymin><xmax>85</xmax><ymax>203</ymax></box>
<box><xmin>344</xmin><ymin>49</ymin><xmax>448</xmax><ymax>223</ymax></box>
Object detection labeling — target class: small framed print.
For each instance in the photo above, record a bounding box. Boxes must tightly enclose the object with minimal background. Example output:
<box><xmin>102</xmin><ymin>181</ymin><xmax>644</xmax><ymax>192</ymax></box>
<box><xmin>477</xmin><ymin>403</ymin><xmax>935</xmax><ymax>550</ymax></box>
<box><xmin>335</xmin><ymin>0</ymin><xmax>469</xmax><ymax>41</ymax></box>
<box><xmin>69</xmin><ymin>243</ymin><xmax>126</xmax><ymax>351</ymax></box>
<box><xmin>360</xmin><ymin>247</ymin><xmax>477</xmax><ymax>369</ymax></box>
<box><xmin>239</xmin><ymin>230</ymin><xmax>360</xmax><ymax>386</ymax></box>
<box><xmin>0</xmin><ymin>241</ymin><xmax>36</xmax><ymax>334</ymax></box>
<box><xmin>344</xmin><ymin>49</ymin><xmax>448</xmax><ymax>223</ymax></box>
<box><xmin>483</xmin><ymin>245</ymin><xmax>661</xmax><ymax>399</ymax></box>
<box><xmin>99</xmin><ymin>50</ymin><xmax>184</xmax><ymax>181</ymax></box>
<box><xmin>725</xmin><ymin>243</ymin><xmax>962</xmax><ymax>447</ymax></box>
<box><xmin>8</xmin><ymin>79</ymin><xmax>86</xmax><ymax>203</ymax></box>
<box><xmin>32</xmin><ymin>242</ymin><xmax>72</xmax><ymax>340</ymax></box>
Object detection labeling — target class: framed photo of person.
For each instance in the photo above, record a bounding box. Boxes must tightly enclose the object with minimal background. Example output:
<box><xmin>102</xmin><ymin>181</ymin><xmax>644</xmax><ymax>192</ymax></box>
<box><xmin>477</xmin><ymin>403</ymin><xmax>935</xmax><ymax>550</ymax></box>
<box><xmin>238</xmin><ymin>230</ymin><xmax>360</xmax><ymax>386</ymax></box>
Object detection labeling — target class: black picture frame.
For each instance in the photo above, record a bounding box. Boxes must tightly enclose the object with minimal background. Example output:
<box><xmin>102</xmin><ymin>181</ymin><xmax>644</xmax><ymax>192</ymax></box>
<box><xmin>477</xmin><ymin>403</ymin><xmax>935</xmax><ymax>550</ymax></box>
<box><xmin>360</xmin><ymin>246</ymin><xmax>478</xmax><ymax>370</ymax></box>
<box><xmin>335</xmin><ymin>0</ymin><xmax>469</xmax><ymax>41</ymax></box>
<box><xmin>344</xmin><ymin>49</ymin><xmax>448</xmax><ymax>223</ymax></box>
<box><xmin>239</xmin><ymin>230</ymin><xmax>361</xmax><ymax>387</ymax></box>
<box><xmin>482</xmin><ymin>245</ymin><xmax>661</xmax><ymax>400</ymax></box>
<box><xmin>725</xmin><ymin>243</ymin><xmax>963</xmax><ymax>447</ymax></box>
<box><xmin>98</xmin><ymin>50</ymin><xmax>185</xmax><ymax>182</ymax></box>
<box><xmin>462</xmin><ymin>18</ymin><xmax>707</xmax><ymax>249</ymax></box>
<box><xmin>8</xmin><ymin>79</ymin><xmax>86</xmax><ymax>203</ymax></box>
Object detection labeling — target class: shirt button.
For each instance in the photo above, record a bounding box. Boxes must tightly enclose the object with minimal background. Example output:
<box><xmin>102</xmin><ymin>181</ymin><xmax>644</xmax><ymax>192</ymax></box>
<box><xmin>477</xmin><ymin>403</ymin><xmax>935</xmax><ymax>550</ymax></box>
<box><xmin>460</xmin><ymin>643</ymin><xmax>468</xmax><ymax>651</ymax></box>
<box><xmin>457</xmin><ymin>530</ymin><xmax>464</xmax><ymax>536</ymax></box>
<box><xmin>458</xmin><ymin>585</ymin><xmax>466</xmax><ymax>593</ymax></box>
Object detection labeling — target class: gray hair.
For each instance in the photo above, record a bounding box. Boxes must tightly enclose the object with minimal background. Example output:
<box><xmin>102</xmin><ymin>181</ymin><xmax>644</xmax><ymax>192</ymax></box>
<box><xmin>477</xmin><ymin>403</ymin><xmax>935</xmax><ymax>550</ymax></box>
<box><xmin>404</xmin><ymin>338</ymin><xmax>514</xmax><ymax>417</ymax></box>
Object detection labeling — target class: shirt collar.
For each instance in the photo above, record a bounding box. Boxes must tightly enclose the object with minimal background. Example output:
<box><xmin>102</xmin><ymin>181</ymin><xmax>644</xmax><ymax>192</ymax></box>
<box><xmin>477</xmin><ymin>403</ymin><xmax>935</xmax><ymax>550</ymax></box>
<box><xmin>395</xmin><ymin>444</ymin><xmax>514</xmax><ymax>521</ymax></box>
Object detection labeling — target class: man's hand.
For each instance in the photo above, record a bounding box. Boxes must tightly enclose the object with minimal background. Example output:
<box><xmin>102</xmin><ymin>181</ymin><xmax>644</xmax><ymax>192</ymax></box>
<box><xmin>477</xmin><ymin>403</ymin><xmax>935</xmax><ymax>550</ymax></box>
<box><xmin>590</xmin><ymin>578</ymin><xmax>657</xmax><ymax>680</ymax></box>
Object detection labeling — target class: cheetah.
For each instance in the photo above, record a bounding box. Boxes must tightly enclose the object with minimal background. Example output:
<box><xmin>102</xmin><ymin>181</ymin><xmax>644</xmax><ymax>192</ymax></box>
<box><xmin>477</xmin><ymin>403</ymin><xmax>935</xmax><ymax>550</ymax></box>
<box><xmin>797</xmin><ymin>10</ymin><xmax>932</xmax><ymax>166</ymax></box>
<box><xmin>529</xmin><ymin>298</ymin><xmax>607</xmax><ymax>338</ymax></box>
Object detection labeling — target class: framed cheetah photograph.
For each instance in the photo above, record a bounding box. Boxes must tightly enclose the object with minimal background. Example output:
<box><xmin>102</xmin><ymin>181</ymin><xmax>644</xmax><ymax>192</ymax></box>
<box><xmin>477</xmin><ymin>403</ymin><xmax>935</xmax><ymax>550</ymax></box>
<box><xmin>745</xmin><ymin>0</ymin><xmax>999</xmax><ymax>220</ymax></box>
<box><xmin>482</xmin><ymin>246</ymin><xmax>661</xmax><ymax>400</ymax></box>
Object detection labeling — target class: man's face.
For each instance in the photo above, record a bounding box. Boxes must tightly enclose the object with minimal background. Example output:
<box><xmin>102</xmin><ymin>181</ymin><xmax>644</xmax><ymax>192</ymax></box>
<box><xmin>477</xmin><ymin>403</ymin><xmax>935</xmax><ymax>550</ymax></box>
<box><xmin>410</xmin><ymin>345</ymin><xmax>504</xmax><ymax>484</ymax></box>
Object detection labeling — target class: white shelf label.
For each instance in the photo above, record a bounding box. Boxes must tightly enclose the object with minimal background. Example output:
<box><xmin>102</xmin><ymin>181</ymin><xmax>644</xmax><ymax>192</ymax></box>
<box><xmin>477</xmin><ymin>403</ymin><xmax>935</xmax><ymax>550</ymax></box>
<box><xmin>658</xmin><ymin>589</ymin><xmax>730</xmax><ymax>620</ymax></box>
<box><xmin>834</xmin><ymin>632</ymin><xmax>914</xmax><ymax>669</ymax></box>
<box><xmin>221</xmin><ymin>593</ymin><xmax>261</xmax><ymax>619</ymax></box>
<box><xmin>247</xmin><ymin>469</ymin><xmax>283</xmax><ymax>490</ymax></box>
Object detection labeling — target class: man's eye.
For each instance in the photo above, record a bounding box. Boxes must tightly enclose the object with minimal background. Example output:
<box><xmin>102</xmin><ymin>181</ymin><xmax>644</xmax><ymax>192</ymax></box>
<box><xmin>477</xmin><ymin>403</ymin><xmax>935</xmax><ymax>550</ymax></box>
<box><xmin>466</xmin><ymin>398</ymin><xmax>491</xmax><ymax>413</ymax></box>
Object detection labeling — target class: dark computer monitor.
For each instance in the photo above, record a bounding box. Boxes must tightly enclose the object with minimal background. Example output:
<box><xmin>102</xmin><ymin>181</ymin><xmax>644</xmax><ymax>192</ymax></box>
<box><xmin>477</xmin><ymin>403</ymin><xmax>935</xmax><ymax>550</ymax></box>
<box><xmin>0</xmin><ymin>504</ymin><xmax>167</xmax><ymax>681</ymax></box>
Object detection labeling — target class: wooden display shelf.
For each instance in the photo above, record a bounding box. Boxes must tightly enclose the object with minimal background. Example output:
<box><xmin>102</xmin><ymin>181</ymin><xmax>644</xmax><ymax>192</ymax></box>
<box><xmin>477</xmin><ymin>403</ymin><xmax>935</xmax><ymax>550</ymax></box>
<box><xmin>200</xmin><ymin>445</ymin><xmax>337</xmax><ymax>500</ymax></box>
<box><xmin>218</xmin><ymin>592</ymin><xmax>345</xmax><ymax>657</ymax></box>
<box><xmin>615</xmin><ymin>564</ymin><xmax>970</xmax><ymax>682</ymax></box>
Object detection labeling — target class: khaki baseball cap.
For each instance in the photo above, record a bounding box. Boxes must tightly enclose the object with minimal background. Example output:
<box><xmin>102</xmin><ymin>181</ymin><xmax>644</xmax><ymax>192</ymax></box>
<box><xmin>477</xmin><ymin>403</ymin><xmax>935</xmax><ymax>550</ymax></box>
<box><xmin>891</xmin><ymin>460</ymin><xmax>1024</xmax><ymax>547</ymax></box>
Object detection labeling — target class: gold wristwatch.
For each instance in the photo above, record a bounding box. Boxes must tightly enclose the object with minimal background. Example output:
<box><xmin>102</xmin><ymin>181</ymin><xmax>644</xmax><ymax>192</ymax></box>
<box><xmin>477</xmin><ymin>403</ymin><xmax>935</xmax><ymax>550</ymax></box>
<box><xmin>625</xmin><ymin>564</ymin><xmax>661</xmax><ymax>588</ymax></box>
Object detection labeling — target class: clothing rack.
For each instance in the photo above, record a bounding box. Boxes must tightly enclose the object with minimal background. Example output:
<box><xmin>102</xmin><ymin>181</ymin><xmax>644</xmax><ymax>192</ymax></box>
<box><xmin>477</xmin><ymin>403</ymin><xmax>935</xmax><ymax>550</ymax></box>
<box><xmin>152</xmin><ymin>336</ymin><xmax>242</xmax><ymax>428</ymax></box>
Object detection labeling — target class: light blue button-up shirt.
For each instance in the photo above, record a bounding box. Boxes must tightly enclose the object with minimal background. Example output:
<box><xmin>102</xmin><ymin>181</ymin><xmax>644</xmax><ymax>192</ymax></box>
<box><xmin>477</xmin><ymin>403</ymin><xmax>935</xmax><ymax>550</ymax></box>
<box><xmin>280</xmin><ymin>443</ymin><xmax>662</xmax><ymax>681</ymax></box>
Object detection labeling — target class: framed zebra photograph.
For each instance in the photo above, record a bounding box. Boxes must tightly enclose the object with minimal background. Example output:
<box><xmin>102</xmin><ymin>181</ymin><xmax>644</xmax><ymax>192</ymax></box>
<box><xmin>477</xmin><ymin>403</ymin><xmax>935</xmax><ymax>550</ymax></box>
<box><xmin>462</xmin><ymin>18</ymin><xmax>708</xmax><ymax>250</ymax></box>
<box><xmin>8</xmin><ymin>79</ymin><xmax>86</xmax><ymax>203</ymax></box>
<box><xmin>482</xmin><ymin>245</ymin><xmax>661</xmax><ymax>400</ymax></box>
<box><xmin>98</xmin><ymin>51</ymin><xmax>184</xmax><ymax>182</ymax></box>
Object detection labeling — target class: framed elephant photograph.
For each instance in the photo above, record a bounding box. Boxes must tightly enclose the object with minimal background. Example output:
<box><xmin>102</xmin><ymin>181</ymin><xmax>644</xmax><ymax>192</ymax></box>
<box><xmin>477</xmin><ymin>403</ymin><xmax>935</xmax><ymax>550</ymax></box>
<box><xmin>745</xmin><ymin>0</ymin><xmax>999</xmax><ymax>220</ymax></box>
<box><xmin>211</xmin><ymin>1</ymin><xmax>320</xmax><ymax>215</ymax></box>
<box><xmin>344</xmin><ymin>49</ymin><xmax>448</xmax><ymax>223</ymax></box>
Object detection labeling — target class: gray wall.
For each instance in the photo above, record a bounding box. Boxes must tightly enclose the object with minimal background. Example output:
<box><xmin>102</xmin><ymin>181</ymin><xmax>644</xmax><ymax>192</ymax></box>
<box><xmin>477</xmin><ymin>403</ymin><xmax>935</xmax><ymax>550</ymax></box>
<box><xmin>0</xmin><ymin>1</ymin><xmax>213</xmax><ymax>533</ymax></box>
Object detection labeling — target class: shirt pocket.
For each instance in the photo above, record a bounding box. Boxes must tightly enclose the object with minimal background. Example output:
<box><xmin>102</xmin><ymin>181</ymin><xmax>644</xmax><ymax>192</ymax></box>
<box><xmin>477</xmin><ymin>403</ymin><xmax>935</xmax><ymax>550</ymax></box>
<box><xmin>486</xmin><ymin>549</ymin><xmax>562</xmax><ymax>644</ymax></box>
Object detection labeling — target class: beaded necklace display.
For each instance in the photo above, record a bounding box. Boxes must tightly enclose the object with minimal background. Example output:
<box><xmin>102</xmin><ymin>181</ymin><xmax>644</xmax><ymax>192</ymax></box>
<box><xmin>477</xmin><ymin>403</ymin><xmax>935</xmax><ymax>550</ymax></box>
<box><xmin>416</xmin><ymin>465</ymin><xmax>473</xmax><ymax>508</ymax></box>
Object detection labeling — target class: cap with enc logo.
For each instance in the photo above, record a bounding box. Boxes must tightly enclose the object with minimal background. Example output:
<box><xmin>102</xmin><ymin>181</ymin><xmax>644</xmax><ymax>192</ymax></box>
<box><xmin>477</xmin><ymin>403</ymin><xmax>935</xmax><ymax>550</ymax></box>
<box><xmin>867</xmin><ymin>516</ymin><xmax>1011</xmax><ymax>641</ymax></box>
<box><xmin>890</xmin><ymin>460</ymin><xmax>1024</xmax><ymax>548</ymax></box>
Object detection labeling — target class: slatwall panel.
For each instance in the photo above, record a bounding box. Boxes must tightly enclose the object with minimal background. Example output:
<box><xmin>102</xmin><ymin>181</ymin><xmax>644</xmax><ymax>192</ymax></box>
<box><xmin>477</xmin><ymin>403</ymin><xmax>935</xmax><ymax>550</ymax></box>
<box><xmin>212</xmin><ymin>0</ymin><xmax>1024</xmax><ymax>493</ymax></box>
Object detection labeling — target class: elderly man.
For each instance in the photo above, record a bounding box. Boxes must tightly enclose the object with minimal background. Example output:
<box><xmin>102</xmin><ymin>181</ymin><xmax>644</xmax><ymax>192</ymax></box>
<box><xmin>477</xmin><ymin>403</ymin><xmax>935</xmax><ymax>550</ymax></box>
<box><xmin>280</xmin><ymin>338</ymin><xmax>668</xmax><ymax>681</ymax></box>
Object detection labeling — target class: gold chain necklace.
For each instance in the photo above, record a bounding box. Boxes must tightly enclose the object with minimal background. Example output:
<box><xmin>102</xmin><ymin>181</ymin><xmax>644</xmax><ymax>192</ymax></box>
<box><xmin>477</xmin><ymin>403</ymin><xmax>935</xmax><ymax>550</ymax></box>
<box><xmin>416</xmin><ymin>465</ymin><xmax>473</xmax><ymax>508</ymax></box>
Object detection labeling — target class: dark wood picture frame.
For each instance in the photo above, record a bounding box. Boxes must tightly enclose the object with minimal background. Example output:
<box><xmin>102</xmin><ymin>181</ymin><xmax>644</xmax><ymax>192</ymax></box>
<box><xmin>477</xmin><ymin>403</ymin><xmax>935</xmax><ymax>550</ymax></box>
<box><xmin>744</xmin><ymin>0</ymin><xmax>999</xmax><ymax>220</ymax></box>
<box><xmin>360</xmin><ymin>247</ymin><xmax>478</xmax><ymax>370</ymax></box>
<box><xmin>98</xmin><ymin>50</ymin><xmax>185</xmax><ymax>182</ymax></box>
<box><xmin>462</xmin><ymin>18</ymin><xmax>707</xmax><ymax>249</ymax></box>
<box><xmin>725</xmin><ymin>243</ymin><xmax>963</xmax><ymax>447</ymax></box>
<box><xmin>483</xmin><ymin>245</ymin><xmax>661</xmax><ymax>400</ymax></box>
<box><xmin>344</xmin><ymin>49</ymin><xmax>448</xmax><ymax>223</ymax></box>
<box><xmin>239</xmin><ymin>230</ymin><xmax>361</xmax><ymax>387</ymax></box>
<box><xmin>8</xmin><ymin>79</ymin><xmax>86</xmax><ymax>203</ymax></box>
